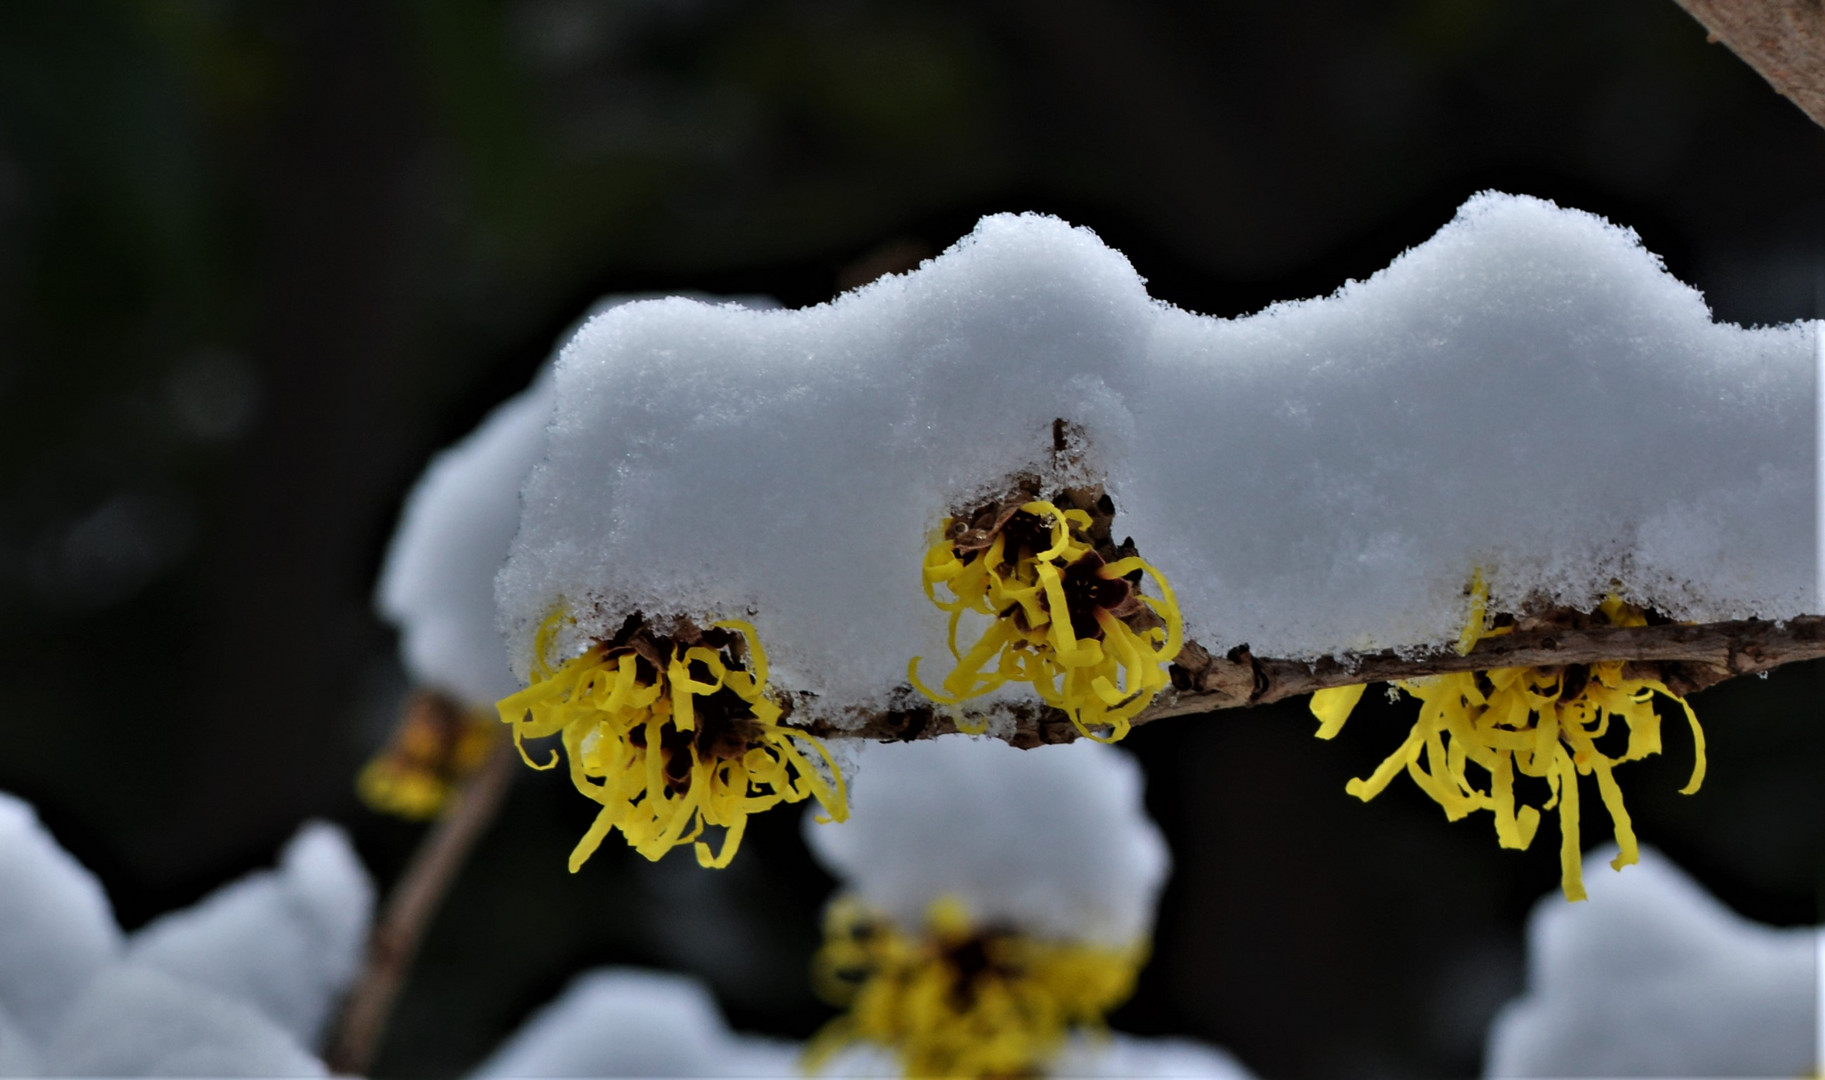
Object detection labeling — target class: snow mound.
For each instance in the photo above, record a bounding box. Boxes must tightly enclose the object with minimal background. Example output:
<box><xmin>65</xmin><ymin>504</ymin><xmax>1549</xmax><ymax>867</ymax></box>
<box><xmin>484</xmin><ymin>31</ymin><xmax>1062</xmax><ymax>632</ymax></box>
<box><xmin>805</xmin><ymin>738</ymin><xmax>1168</xmax><ymax>946</ymax></box>
<box><xmin>1485</xmin><ymin>845</ymin><xmax>1819</xmax><ymax>1078</ymax></box>
<box><xmin>498</xmin><ymin>194</ymin><xmax>1816</xmax><ymax>726</ymax></box>
<box><xmin>470</xmin><ymin>968</ymin><xmax>798</xmax><ymax>1078</ymax></box>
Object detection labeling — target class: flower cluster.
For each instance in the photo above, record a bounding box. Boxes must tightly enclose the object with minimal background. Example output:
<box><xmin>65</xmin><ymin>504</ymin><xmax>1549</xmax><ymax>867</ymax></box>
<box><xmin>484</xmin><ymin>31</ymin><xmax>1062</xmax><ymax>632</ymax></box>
<box><xmin>806</xmin><ymin>895</ymin><xmax>1144</xmax><ymax>1079</ymax></box>
<box><xmin>357</xmin><ymin>691</ymin><xmax>500</xmax><ymax>820</ymax></box>
<box><xmin>911</xmin><ymin>488</ymin><xmax>1182</xmax><ymax>741</ymax></box>
<box><xmin>1310</xmin><ymin>588</ymin><xmax>1706</xmax><ymax>900</ymax></box>
<box><xmin>496</xmin><ymin>612</ymin><xmax>847</xmax><ymax>869</ymax></box>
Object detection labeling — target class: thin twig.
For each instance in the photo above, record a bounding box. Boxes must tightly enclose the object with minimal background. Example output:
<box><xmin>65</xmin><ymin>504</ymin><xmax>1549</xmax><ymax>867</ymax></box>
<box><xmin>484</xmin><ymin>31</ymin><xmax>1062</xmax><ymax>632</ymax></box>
<box><xmin>803</xmin><ymin>615</ymin><xmax>1825</xmax><ymax>747</ymax></box>
<box><xmin>1672</xmin><ymin>0</ymin><xmax>1825</xmax><ymax>129</ymax></box>
<box><xmin>325</xmin><ymin>734</ymin><xmax>519</xmax><ymax>1076</ymax></box>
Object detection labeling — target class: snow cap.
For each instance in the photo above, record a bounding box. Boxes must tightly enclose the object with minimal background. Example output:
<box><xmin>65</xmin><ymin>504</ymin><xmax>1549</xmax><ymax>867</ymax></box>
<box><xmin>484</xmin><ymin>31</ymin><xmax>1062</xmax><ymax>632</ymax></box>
<box><xmin>1485</xmin><ymin>845</ymin><xmax>1820</xmax><ymax>1078</ymax></box>
<box><xmin>498</xmin><ymin>195</ymin><xmax>1815</xmax><ymax>729</ymax></box>
<box><xmin>379</xmin><ymin>294</ymin><xmax>778</xmax><ymax>708</ymax></box>
<box><xmin>127</xmin><ymin>821</ymin><xmax>376</xmax><ymax>1048</ymax></box>
<box><xmin>470</xmin><ymin>968</ymin><xmax>798</xmax><ymax>1078</ymax></box>
<box><xmin>0</xmin><ymin>792</ymin><xmax>122</xmax><ymax>1041</ymax></box>
<box><xmin>805</xmin><ymin>737</ymin><xmax>1169</xmax><ymax>946</ymax></box>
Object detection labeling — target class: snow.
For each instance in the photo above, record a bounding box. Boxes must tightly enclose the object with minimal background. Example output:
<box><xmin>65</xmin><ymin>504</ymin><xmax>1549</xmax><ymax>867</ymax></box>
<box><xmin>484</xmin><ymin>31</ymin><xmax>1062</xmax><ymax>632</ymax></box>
<box><xmin>469</xmin><ymin>968</ymin><xmax>798</xmax><ymax>1078</ymax></box>
<box><xmin>36</xmin><ymin>965</ymin><xmax>325</xmax><ymax>1078</ymax></box>
<box><xmin>1050</xmin><ymin>1033</ymin><xmax>1257</xmax><ymax>1078</ymax></box>
<box><xmin>497</xmin><ymin>193</ymin><xmax>1816</xmax><ymax>728</ymax></box>
<box><xmin>1484</xmin><ymin>845</ymin><xmax>1820</xmax><ymax>1078</ymax></box>
<box><xmin>0</xmin><ymin>793</ymin><xmax>121</xmax><ymax>1041</ymax></box>
<box><xmin>126</xmin><ymin>821</ymin><xmax>376</xmax><ymax>1048</ymax></box>
<box><xmin>0</xmin><ymin>791</ymin><xmax>374</xmax><ymax>1076</ymax></box>
<box><xmin>804</xmin><ymin>737</ymin><xmax>1169</xmax><ymax>946</ymax></box>
<box><xmin>379</xmin><ymin>294</ymin><xmax>777</xmax><ymax>709</ymax></box>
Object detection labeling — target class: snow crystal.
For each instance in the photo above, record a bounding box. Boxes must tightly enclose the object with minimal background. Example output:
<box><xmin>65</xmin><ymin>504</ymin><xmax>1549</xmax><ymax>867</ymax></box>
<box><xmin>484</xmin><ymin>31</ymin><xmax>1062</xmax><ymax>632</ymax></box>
<box><xmin>497</xmin><ymin>193</ymin><xmax>1816</xmax><ymax>726</ymax></box>
<box><xmin>804</xmin><ymin>738</ymin><xmax>1168</xmax><ymax>946</ymax></box>
<box><xmin>1484</xmin><ymin>845</ymin><xmax>1819</xmax><ymax>1078</ymax></box>
<box><xmin>0</xmin><ymin>793</ymin><xmax>121</xmax><ymax>1041</ymax></box>
<box><xmin>380</xmin><ymin>295</ymin><xmax>777</xmax><ymax>708</ymax></box>
<box><xmin>470</xmin><ymin>968</ymin><xmax>798</xmax><ymax>1078</ymax></box>
<box><xmin>127</xmin><ymin>821</ymin><xmax>375</xmax><ymax>1048</ymax></box>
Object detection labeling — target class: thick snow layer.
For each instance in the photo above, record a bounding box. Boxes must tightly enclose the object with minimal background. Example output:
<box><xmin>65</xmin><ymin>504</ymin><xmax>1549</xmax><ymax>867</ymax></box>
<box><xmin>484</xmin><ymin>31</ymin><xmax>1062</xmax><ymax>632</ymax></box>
<box><xmin>469</xmin><ymin>968</ymin><xmax>798</xmax><ymax>1078</ymax></box>
<box><xmin>0</xmin><ymin>791</ymin><xmax>374</xmax><ymax>1076</ymax></box>
<box><xmin>127</xmin><ymin>822</ymin><xmax>375</xmax><ymax>1048</ymax></box>
<box><xmin>805</xmin><ymin>738</ymin><xmax>1168</xmax><ymax>946</ymax></box>
<box><xmin>1484</xmin><ymin>846</ymin><xmax>1820</xmax><ymax>1078</ymax></box>
<box><xmin>0</xmin><ymin>793</ymin><xmax>121</xmax><ymax>1041</ymax></box>
<box><xmin>378</xmin><ymin>370</ymin><xmax>557</xmax><ymax>706</ymax></box>
<box><xmin>498</xmin><ymin>194</ymin><xmax>1816</xmax><ymax>723</ymax></box>
<box><xmin>380</xmin><ymin>294</ymin><xmax>778</xmax><ymax>708</ymax></box>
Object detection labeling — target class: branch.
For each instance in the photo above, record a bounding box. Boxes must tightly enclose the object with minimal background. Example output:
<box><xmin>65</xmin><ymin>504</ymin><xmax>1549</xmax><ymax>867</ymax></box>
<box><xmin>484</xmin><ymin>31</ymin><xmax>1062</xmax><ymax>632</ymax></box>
<box><xmin>324</xmin><ymin>729</ymin><xmax>519</xmax><ymax>1076</ymax></box>
<box><xmin>1672</xmin><ymin>0</ymin><xmax>1825</xmax><ymax>129</ymax></box>
<box><xmin>803</xmin><ymin>615</ymin><xmax>1825</xmax><ymax>747</ymax></box>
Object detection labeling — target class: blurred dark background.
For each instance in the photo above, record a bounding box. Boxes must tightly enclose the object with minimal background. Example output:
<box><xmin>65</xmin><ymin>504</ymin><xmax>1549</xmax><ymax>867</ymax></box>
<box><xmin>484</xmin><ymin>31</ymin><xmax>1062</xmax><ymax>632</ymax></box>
<box><xmin>1</xmin><ymin>1</ymin><xmax>1822</xmax><ymax>1076</ymax></box>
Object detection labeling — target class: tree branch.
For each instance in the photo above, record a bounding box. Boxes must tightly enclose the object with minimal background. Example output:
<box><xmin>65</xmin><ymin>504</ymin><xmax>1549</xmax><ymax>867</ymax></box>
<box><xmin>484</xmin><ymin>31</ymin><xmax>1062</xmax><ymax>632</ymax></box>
<box><xmin>324</xmin><ymin>729</ymin><xmax>519</xmax><ymax>1076</ymax></box>
<box><xmin>1672</xmin><ymin>0</ymin><xmax>1825</xmax><ymax>130</ymax></box>
<box><xmin>803</xmin><ymin>615</ymin><xmax>1825</xmax><ymax>747</ymax></box>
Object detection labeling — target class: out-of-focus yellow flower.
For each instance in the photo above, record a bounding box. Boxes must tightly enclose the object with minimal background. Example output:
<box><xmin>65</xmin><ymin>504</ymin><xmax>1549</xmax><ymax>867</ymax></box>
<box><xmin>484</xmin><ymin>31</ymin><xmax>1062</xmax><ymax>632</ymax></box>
<box><xmin>806</xmin><ymin>896</ymin><xmax>1144</xmax><ymax>1079</ymax></box>
<box><xmin>1310</xmin><ymin>583</ymin><xmax>1706</xmax><ymax>901</ymax></box>
<box><xmin>358</xmin><ymin>691</ymin><xmax>501</xmax><ymax>820</ymax></box>
<box><xmin>911</xmin><ymin>497</ymin><xmax>1182</xmax><ymax>742</ymax></box>
<box><xmin>496</xmin><ymin>612</ymin><xmax>846</xmax><ymax>870</ymax></box>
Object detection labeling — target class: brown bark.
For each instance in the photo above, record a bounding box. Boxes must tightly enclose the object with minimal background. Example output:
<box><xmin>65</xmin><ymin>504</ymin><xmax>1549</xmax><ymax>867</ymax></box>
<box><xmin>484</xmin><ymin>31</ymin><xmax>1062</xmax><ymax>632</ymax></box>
<box><xmin>801</xmin><ymin>615</ymin><xmax>1825</xmax><ymax>746</ymax></box>
<box><xmin>1673</xmin><ymin>0</ymin><xmax>1825</xmax><ymax>129</ymax></box>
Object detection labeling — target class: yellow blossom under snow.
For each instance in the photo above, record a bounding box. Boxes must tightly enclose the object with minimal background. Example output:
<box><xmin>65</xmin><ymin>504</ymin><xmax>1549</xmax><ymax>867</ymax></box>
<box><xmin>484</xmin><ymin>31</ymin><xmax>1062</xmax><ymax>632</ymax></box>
<box><xmin>806</xmin><ymin>895</ymin><xmax>1144</xmax><ymax>1079</ymax></box>
<box><xmin>1309</xmin><ymin>586</ymin><xmax>1706</xmax><ymax>901</ymax></box>
<box><xmin>911</xmin><ymin>498</ymin><xmax>1182</xmax><ymax>742</ymax></box>
<box><xmin>358</xmin><ymin>692</ymin><xmax>501</xmax><ymax>820</ymax></box>
<box><xmin>496</xmin><ymin>612</ymin><xmax>846</xmax><ymax>870</ymax></box>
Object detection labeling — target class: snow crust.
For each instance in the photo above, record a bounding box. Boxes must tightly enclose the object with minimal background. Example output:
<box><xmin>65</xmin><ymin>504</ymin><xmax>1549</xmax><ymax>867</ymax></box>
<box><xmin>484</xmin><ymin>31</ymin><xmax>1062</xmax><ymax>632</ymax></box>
<box><xmin>1485</xmin><ymin>846</ymin><xmax>1820</xmax><ymax>1078</ymax></box>
<box><xmin>0</xmin><ymin>792</ymin><xmax>374</xmax><ymax>1077</ymax></box>
<box><xmin>498</xmin><ymin>194</ymin><xmax>1816</xmax><ymax>724</ymax></box>
<box><xmin>469</xmin><ymin>968</ymin><xmax>798</xmax><ymax>1078</ymax></box>
<box><xmin>805</xmin><ymin>738</ymin><xmax>1169</xmax><ymax>946</ymax></box>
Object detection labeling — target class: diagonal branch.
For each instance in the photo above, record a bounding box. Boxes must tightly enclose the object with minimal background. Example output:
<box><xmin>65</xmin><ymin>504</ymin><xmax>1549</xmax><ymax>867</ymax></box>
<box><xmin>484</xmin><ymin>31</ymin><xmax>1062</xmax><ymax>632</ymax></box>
<box><xmin>1672</xmin><ymin>0</ymin><xmax>1825</xmax><ymax>130</ymax></box>
<box><xmin>803</xmin><ymin>615</ymin><xmax>1825</xmax><ymax>747</ymax></box>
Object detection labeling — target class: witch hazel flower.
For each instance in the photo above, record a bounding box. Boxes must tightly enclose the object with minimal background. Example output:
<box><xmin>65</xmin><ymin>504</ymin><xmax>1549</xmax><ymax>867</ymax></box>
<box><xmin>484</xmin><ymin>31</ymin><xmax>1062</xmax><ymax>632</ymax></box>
<box><xmin>1485</xmin><ymin>845</ymin><xmax>1821</xmax><ymax>1078</ymax></box>
<box><xmin>0</xmin><ymin>790</ymin><xmax>373</xmax><ymax>1077</ymax></box>
<box><xmin>1310</xmin><ymin>583</ymin><xmax>1707</xmax><ymax>901</ymax></box>
<box><xmin>913</xmin><ymin>473</ymin><xmax>1183</xmax><ymax>742</ymax></box>
<box><xmin>801</xmin><ymin>736</ymin><xmax>1252</xmax><ymax>1079</ymax></box>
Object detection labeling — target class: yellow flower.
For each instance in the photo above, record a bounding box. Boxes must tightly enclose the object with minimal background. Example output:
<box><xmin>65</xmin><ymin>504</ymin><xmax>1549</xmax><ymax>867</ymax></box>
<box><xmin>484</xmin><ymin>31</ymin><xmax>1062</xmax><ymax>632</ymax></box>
<box><xmin>496</xmin><ymin>612</ymin><xmax>847</xmax><ymax>869</ymax></box>
<box><xmin>358</xmin><ymin>691</ymin><xmax>501</xmax><ymax>820</ymax></box>
<box><xmin>911</xmin><ymin>497</ymin><xmax>1182</xmax><ymax>742</ymax></box>
<box><xmin>1310</xmin><ymin>585</ymin><xmax>1706</xmax><ymax>901</ymax></box>
<box><xmin>806</xmin><ymin>896</ymin><xmax>1144</xmax><ymax>1079</ymax></box>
